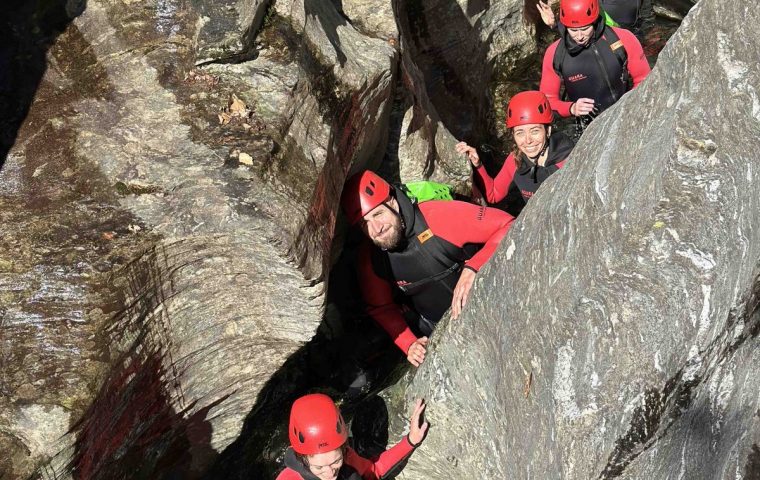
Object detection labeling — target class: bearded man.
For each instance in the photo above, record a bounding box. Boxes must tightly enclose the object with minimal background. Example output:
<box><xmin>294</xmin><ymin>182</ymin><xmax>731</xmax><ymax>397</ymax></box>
<box><xmin>341</xmin><ymin>170</ymin><xmax>514</xmax><ymax>367</ymax></box>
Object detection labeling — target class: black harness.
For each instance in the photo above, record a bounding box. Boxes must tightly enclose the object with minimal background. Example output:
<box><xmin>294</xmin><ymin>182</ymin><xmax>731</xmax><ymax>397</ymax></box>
<box><xmin>371</xmin><ymin>190</ymin><xmax>479</xmax><ymax>324</ymax></box>
<box><xmin>552</xmin><ymin>18</ymin><xmax>630</xmax><ymax>112</ymax></box>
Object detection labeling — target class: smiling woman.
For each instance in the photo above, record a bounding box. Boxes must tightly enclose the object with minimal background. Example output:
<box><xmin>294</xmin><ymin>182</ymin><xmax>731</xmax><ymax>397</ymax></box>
<box><xmin>276</xmin><ymin>394</ymin><xmax>428</xmax><ymax>480</ymax></box>
<box><xmin>457</xmin><ymin>90</ymin><xmax>576</xmax><ymax>212</ymax></box>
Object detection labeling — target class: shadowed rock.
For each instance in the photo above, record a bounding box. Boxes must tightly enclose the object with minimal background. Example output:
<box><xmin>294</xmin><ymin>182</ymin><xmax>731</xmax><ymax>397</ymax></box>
<box><xmin>383</xmin><ymin>0</ymin><xmax>760</xmax><ymax>478</ymax></box>
<box><xmin>1</xmin><ymin>0</ymin><xmax>395</xmax><ymax>477</ymax></box>
<box><xmin>391</xmin><ymin>0</ymin><xmax>536</xmax><ymax>189</ymax></box>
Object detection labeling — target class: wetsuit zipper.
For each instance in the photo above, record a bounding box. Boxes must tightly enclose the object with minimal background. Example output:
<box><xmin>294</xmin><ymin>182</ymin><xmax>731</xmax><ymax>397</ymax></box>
<box><xmin>592</xmin><ymin>42</ymin><xmax>620</xmax><ymax>103</ymax></box>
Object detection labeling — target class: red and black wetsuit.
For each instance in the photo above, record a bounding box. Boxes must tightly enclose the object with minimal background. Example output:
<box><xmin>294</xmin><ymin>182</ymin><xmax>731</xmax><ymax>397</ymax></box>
<box><xmin>473</xmin><ymin>131</ymin><xmax>575</xmax><ymax>206</ymax></box>
<box><xmin>276</xmin><ymin>440</ymin><xmax>415</xmax><ymax>480</ymax></box>
<box><xmin>540</xmin><ymin>16</ymin><xmax>650</xmax><ymax>118</ymax></box>
<box><xmin>358</xmin><ymin>190</ymin><xmax>514</xmax><ymax>354</ymax></box>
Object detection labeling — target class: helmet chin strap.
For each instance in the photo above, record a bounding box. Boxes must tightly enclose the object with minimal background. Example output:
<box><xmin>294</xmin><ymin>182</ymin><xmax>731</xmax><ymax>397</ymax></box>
<box><xmin>527</xmin><ymin>141</ymin><xmax>549</xmax><ymax>162</ymax></box>
<box><xmin>382</xmin><ymin>195</ymin><xmax>406</xmax><ymax>230</ymax></box>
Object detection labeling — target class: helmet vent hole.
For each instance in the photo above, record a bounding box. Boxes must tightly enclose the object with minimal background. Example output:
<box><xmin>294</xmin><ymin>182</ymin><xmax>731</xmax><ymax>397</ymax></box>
<box><xmin>537</xmin><ymin>104</ymin><xmax>544</xmax><ymax>114</ymax></box>
<box><xmin>364</xmin><ymin>186</ymin><xmax>374</xmax><ymax>196</ymax></box>
<box><xmin>298</xmin><ymin>431</ymin><xmax>305</xmax><ymax>443</ymax></box>
<box><xmin>586</xmin><ymin>7</ymin><xmax>591</xmax><ymax>16</ymax></box>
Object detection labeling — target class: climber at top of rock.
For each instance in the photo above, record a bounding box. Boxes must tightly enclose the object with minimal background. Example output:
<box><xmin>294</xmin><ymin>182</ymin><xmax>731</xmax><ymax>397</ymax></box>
<box><xmin>276</xmin><ymin>393</ymin><xmax>428</xmax><ymax>480</ymax></box>
<box><xmin>536</xmin><ymin>0</ymin><xmax>652</xmax><ymax>40</ymax></box>
<box><xmin>341</xmin><ymin>170</ymin><xmax>514</xmax><ymax>367</ymax></box>
<box><xmin>456</xmin><ymin>90</ymin><xmax>575</xmax><ymax>213</ymax></box>
<box><xmin>539</xmin><ymin>0</ymin><xmax>651</xmax><ymax>135</ymax></box>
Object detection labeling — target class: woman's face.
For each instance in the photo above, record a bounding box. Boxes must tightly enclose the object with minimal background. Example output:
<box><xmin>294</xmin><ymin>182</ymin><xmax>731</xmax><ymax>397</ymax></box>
<box><xmin>307</xmin><ymin>448</ymin><xmax>344</xmax><ymax>480</ymax></box>
<box><xmin>567</xmin><ymin>24</ymin><xmax>594</xmax><ymax>46</ymax></box>
<box><xmin>512</xmin><ymin>123</ymin><xmax>549</xmax><ymax>158</ymax></box>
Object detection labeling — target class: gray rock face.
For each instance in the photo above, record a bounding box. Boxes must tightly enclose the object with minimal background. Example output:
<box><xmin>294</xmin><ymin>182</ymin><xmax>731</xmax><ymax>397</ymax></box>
<box><xmin>339</xmin><ymin>0</ymin><xmax>398</xmax><ymax>40</ymax></box>
<box><xmin>193</xmin><ymin>0</ymin><xmax>270</xmax><ymax>63</ymax></box>
<box><xmin>392</xmin><ymin>0</ymin><xmax>534</xmax><ymax>189</ymax></box>
<box><xmin>385</xmin><ymin>0</ymin><xmax>760</xmax><ymax>478</ymax></box>
<box><xmin>1</xmin><ymin>0</ymin><xmax>395</xmax><ymax>477</ymax></box>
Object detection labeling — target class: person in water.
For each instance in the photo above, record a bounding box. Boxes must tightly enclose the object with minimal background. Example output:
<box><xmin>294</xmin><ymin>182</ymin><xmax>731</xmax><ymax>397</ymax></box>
<box><xmin>277</xmin><ymin>393</ymin><xmax>428</xmax><ymax>480</ymax></box>
<box><xmin>457</xmin><ymin>90</ymin><xmax>575</xmax><ymax>209</ymax></box>
<box><xmin>341</xmin><ymin>170</ymin><xmax>514</xmax><ymax>367</ymax></box>
<box><xmin>539</xmin><ymin>0</ymin><xmax>650</xmax><ymax>132</ymax></box>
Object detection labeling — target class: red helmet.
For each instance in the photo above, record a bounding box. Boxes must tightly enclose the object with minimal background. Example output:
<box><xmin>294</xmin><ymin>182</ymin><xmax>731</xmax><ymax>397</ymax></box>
<box><xmin>340</xmin><ymin>170</ymin><xmax>392</xmax><ymax>225</ymax></box>
<box><xmin>559</xmin><ymin>0</ymin><xmax>599</xmax><ymax>27</ymax></box>
<box><xmin>289</xmin><ymin>394</ymin><xmax>348</xmax><ymax>455</ymax></box>
<box><xmin>506</xmin><ymin>91</ymin><xmax>553</xmax><ymax>128</ymax></box>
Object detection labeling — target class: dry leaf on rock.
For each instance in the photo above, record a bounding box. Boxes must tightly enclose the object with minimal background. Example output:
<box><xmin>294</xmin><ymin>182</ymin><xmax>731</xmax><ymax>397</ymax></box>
<box><xmin>229</xmin><ymin>94</ymin><xmax>248</xmax><ymax>115</ymax></box>
<box><xmin>238</xmin><ymin>152</ymin><xmax>254</xmax><ymax>166</ymax></box>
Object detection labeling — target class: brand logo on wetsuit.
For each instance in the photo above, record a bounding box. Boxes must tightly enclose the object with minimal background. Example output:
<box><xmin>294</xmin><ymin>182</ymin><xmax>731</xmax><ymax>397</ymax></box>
<box><xmin>522</xmin><ymin>190</ymin><xmax>534</xmax><ymax>199</ymax></box>
<box><xmin>397</xmin><ymin>280</ymin><xmax>410</xmax><ymax>287</ymax></box>
<box><xmin>568</xmin><ymin>73</ymin><xmax>587</xmax><ymax>83</ymax></box>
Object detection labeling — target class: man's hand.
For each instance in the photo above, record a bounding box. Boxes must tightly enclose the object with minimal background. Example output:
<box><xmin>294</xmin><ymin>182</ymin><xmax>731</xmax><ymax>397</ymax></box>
<box><xmin>455</xmin><ymin>141</ymin><xmax>481</xmax><ymax>168</ymax></box>
<box><xmin>407</xmin><ymin>398</ymin><xmax>429</xmax><ymax>447</ymax></box>
<box><xmin>537</xmin><ymin>0</ymin><xmax>556</xmax><ymax>28</ymax></box>
<box><xmin>571</xmin><ymin>98</ymin><xmax>596</xmax><ymax>116</ymax></box>
<box><xmin>406</xmin><ymin>337</ymin><xmax>428</xmax><ymax>367</ymax></box>
<box><xmin>451</xmin><ymin>268</ymin><xmax>477</xmax><ymax>319</ymax></box>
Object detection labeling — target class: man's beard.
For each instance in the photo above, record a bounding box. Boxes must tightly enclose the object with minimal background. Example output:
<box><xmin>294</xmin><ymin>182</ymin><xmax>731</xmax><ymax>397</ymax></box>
<box><xmin>372</xmin><ymin>224</ymin><xmax>404</xmax><ymax>250</ymax></box>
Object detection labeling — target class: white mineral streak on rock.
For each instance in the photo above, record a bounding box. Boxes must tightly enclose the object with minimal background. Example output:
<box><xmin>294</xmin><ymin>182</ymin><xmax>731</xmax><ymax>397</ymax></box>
<box><xmin>553</xmin><ymin>344</ymin><xmax>598</xmax><ymax>421</ymax></box>
<box><xmin>654</xmin><ymin>351</ymin><xmax>663</xmax><ymax>373</ymax></box>
<box><xmin>698</xmin><ymin>284</ymin><xmax>712</xmax><ymax>339</ymax></box>
<box><xmin>705</xmin><ymin>178</ymin><xmax>721</xmax><ymax>201</ymax></box>
<box><xmin>505</xmin><ymin>239</ymin><xmax>516</xmax><ymax>260</ymax></box>
<box><xmin>708</xmin><ymin>365</ymin><xmax>734</xmax><ymax>437</ymax></box>
<box><xmin>675</xmin><ymin>244</ymin><xmax>716</xmax><ymax>271</ymax></box>
<box><xmin>684</xmin><ymin>346</ymin><xmax>703</xmax><ymax>383</ymax></box>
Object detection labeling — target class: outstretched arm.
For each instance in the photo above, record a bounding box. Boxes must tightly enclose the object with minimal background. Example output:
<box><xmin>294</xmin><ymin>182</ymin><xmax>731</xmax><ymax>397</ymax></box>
<box><xmin>357</xmin><ymin>241</ymin><xmax>419</xmax><ymax>356</ymax></box>
<box><xmin>422</xmin><ymin>201</ymin><xmax>515</xmax><ymax>318</ymax></box>
<box><xmin>346</xmin><ymin>399</ymin><xmax>428</xmax><ymax>479</ymax></box>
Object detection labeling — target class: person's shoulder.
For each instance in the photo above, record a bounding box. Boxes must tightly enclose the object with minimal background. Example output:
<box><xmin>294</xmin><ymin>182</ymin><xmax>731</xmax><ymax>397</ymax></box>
<box><xmin>275</xmin><ymin>467</ymin><xmax>303</xmax><ymax>480</ymax></box>
<box><xmin>544</xmin><ymin>39</ymin><xmax>560</xmax><ymax>57</ymax></box>
<box><xmin>419</xmin><ymin>199</ymin><xmax>478</xmax><ymax>217</ymax></box>
<box><xmin>611</xmin><ymin>26</ymin><xmax>641</xmax><ymax>45</ymax></box>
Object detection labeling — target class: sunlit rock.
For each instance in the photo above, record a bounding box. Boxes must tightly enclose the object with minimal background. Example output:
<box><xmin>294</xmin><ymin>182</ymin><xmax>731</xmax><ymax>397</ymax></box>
<box><xmin>385</xmin><ymin>0</ymin><xmax>760</xmax><ymax>478</ymax></box>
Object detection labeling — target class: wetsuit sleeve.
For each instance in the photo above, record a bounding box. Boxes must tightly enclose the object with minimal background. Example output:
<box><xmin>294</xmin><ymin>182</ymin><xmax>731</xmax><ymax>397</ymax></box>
<box><xmin>275</xmin><ymin>468</ymin><xmax>302</xmax><ymax>480</ymax></box>
<box><xmin>614</xmin><ymin>27</ymin><xmax>651</xmax><ymax>87</ymax></box>
<box><xmin>357</xmin><ymin>241</ymin><xmax>418</xmax><ymax>354</ymax></box>
<box><xmin>344</xmin><ymin>441</ymin><xmax>415</xmax><ymax>479</ymax></box>
<box><xmin>540</xmin><ymin>41</ymin><xmax>574</xmax><ymax>117</ymax></box>
<box><xmin>473</xmin><ymin>154</ymin><xmax>517</xmax><ymax>203</ymax></box>
<box><xmin>421</xmin><ymin>201</ymin><xmax>514</xmax><ymax>272</ymax></box>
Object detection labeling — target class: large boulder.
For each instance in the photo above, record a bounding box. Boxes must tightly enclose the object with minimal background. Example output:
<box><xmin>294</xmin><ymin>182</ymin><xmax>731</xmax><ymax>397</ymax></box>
<box><xmin>339</xmin><ymin>0</ymin><xmax>398</xmax><ymax>40</ymax></box>
<box><xmin>1</xmin><ymin>0</ymin><xmax>396</xmax><ymax>477</ymax></box>
<box><xmin>392</xmin><ymin>0</ymin><xmax>535</xmax><ymax>189</ymax></box>
<box><xmin>193</xmin><ymin>0</ymin><xmax>270</xmax><ymax>63</ymax></box>
<box><xmin>384</xmin><ymin>0</ymin><xmax>760</xmax><ymax>478</ymax></box>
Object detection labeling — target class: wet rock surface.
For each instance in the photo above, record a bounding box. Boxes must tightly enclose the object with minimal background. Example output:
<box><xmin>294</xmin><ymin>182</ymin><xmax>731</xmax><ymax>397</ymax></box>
<box><xmin>1</xmin><ymin>0</ymin><xmax>694</xmax><ymax>478</ymax></box>
<box><xmin>193</xmin><ymin>0</ymin><xmax>270</xmax><ymax>63</ymax></box>
<box><xmin>391</xmin><ymin>0</ymin><xmax>535</xmax><ymax>188</ymax></box>
<box><xmin>384</xmin><ymin>0</ymin><xmax>760</xmax><ymax>478</ymax></box>
<box><xmin>2</xmin><ymin>0</ymin><xmax>395</xmax><ymax>477</ymax></box>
